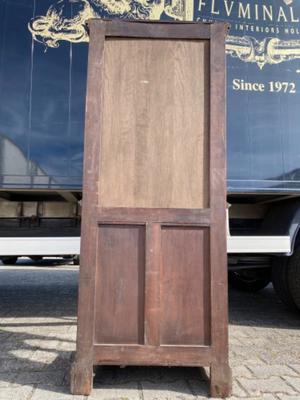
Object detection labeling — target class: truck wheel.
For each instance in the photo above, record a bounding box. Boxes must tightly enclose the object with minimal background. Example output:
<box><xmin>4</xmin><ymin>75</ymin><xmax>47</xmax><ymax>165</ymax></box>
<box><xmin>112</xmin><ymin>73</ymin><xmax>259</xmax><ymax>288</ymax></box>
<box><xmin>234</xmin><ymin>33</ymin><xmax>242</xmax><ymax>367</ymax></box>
<box><xmin>228</xmin><ymin>270</ymin><xmax>270</xmax><ymax>292</ymax></box>
<box><xmin>288</xmin><ymin>248</ymin><xmax>300</xmax><ymax>310</ymax></box>
<box><xmin>272</xmin><ymin>257</ymin><xmax>296</xmax><ymax>309</ymax></box>
<box><xmin>272</xmin><ymin>248</ymin><xmax>300</xmax><ymax>312</ymax></box>
<box><xmin>1</xmin><ymin>256</ymin><xmax>18</xmax><ymax>265</ymax></box>
<box><xmin>73</xmin><ymin>255</ymin><xmax>80</xmax><ymax>265</ymax></box>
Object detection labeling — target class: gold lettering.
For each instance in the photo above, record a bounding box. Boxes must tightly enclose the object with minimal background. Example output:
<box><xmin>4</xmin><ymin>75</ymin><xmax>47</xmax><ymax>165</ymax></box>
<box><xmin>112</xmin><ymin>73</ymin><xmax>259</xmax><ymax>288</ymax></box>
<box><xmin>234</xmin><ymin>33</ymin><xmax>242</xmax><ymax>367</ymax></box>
<box><xmin>290</xmin><ymin>7</ymin><xmax>299</xmax><ymax>23</ymax></box>
<box><xmin>262</xmin><ymin>5</ymin><xmax>273</xmax><ymax>21</ymax></box>
<box><xmin>278</xmin><ymin>6</ymin><xmax>288</xmax><ymax>22</ymax></box>
<box><xmin>232</xmin><ymin>79</ymin><xmax>240</xmax><ymax>90</ymax></box>
<box><xmin>211</xmin><ymin>0</ymin><xmax>220</xmax><ymax>15</ymax></box>
<box><xmin>224</xmin><ymin>0</ymin><xmax>234</xmax><ymax>17</ymax></box>
<box><xmin>198</xmin><ymin>0</ymin><xmax>206</xmax><ymax>12</ymax></box>
<box><xmin>238</xmin><ymin>3</ymin><xmax>251</xmax><ymax>19</ymax></box>
<box><xmin>197</xmin><ymin>2</ymin><xmax>300</xmax><ymax>24</ymax></box>
<box><xmin>254</xmin><ymin>4</ymin><xmax>259</xmax><ymax>20</ymax></box>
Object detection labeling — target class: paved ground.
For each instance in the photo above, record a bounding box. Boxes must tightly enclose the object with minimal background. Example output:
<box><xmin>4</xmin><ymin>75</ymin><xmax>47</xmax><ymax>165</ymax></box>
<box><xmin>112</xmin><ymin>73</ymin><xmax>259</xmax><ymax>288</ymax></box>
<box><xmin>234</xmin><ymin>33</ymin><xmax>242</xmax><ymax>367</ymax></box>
<box><xmin>0</xmin><ymin>260</ymin><xmax>299</xmax><ymax>400</ymax></box>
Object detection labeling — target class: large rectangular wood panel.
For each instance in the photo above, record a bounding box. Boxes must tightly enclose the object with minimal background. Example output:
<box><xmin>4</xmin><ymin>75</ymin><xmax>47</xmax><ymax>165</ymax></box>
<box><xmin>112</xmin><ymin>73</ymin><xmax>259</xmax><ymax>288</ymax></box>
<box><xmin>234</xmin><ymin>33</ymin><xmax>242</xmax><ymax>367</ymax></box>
<box><xmin>72</xmin><ymin>20</ymin><xmax>231</xmax><ymax>398</ymax></box>
<box><xmin>100</xmin><ymin>39</ymin><xmax>209</xmax><ymax>209</ymax></box>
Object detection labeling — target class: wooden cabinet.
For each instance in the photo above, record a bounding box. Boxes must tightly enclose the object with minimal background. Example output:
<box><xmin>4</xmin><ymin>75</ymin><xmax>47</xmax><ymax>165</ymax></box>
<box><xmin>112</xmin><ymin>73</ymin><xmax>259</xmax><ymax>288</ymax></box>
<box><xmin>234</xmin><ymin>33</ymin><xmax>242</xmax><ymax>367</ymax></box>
<box><xmin>71</xmin><ymin>20</ymin><xmax>231</xmax><ymax>398</ymax></box>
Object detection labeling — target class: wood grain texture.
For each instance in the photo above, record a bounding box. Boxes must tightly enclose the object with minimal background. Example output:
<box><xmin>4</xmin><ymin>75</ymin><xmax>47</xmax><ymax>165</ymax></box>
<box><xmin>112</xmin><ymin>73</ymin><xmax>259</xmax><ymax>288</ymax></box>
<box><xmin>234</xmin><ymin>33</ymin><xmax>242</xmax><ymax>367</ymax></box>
<box><xmin>209</xmin><ymin>23</ymin><xmax>231</xmax><ymax>398</ymax></box>
<box><xmin>94</xmin><ymin>224</ymin><xmax>145</xmax><ymax>344</ymax></box>
<box><xmin>93</xmin><ymin>344</ymin><xmax>212</xmax><ymax>366</ymax></box>
<box><xmin>160</xmin><ymin>226</ymin><xmax>210</xmax><ymax>345</ymax></box>
<box><xmin>210</xmin><ymin>23</ymin><xmax>229</xmax><ymax>360</ymax></box>
<box><xmin>89</xmin><ymin>19</ymin><xmax>211</xmax><ymax>39</ymax></box>
<box><xmin>97</xmin><ymin>208</ymin><xmax>211</xmax><ymax>225</ymax></box>
<box><xmin>99</xmin><ymin>38</ymin><xmax>209</xmax><ymax>209</ymax></box>
<box><xmin>70</xmin><ymin>21</ymin><xmax>106</xmax><ymax>396</ymax></box>
<box><xmin>144</xmin><ymin>223</ymin><xmax>161</xmax><ymax>346</ymax></box>
<box><xmin>210</xmin><ymin>363</ymin><xmax>232</xmax><ymax>398</ymax></box>
<box><xmin>73</xmin><ymin>20</ymin><xmax>231</xmax><ymax>398</ymax></box>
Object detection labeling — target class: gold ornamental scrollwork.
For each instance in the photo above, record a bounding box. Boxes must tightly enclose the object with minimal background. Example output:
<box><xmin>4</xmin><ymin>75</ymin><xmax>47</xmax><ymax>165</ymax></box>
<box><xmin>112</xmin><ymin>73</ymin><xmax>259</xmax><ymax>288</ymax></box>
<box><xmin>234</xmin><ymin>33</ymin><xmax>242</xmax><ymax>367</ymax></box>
<box><xmin>226</xmin><ymin>35</ymin><xmax>300</xmax><ymax>69</ymax></box>
<box><xmin>28</xmin><ymin>0</ymin><xmax>300</xmax><ymax>69</ymax></box>
<box><xmin>28</xmin><ymin>0</ymin><xmax>193</xmax><ymax>48</ymax></box>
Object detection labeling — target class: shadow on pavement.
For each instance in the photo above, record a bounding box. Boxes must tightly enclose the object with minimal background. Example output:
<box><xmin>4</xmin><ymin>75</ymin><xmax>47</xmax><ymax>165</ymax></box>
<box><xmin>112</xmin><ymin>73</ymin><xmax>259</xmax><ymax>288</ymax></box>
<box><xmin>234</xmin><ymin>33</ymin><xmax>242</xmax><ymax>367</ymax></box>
<box><xmin>229</xmin><ymin>284</ymin><xmax>300</xmax><ymax>330</ymax></box>
<box><xmin>0</xmin><ymin>264</ymin><xmax>299</xmax><ymax>397</ymax></box>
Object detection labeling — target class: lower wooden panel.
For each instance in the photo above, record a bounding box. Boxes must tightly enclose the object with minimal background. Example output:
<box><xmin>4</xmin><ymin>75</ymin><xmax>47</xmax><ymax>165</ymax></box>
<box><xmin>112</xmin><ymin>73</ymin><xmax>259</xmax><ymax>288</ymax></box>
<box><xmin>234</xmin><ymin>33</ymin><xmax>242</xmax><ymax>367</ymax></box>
<box><xmin>94</xmin><ymin>224</ymin><xmax>145</xmax><ymax>344</ymax></box>
<box><xmin>160</xmin><ymin>226</ymin><xmax>210</xmax><ymax>345</ymax></box>
<box><xmin>93</xmin><ymin>345</ymin><xmax>211</xmax><ymax>366</ymax></box>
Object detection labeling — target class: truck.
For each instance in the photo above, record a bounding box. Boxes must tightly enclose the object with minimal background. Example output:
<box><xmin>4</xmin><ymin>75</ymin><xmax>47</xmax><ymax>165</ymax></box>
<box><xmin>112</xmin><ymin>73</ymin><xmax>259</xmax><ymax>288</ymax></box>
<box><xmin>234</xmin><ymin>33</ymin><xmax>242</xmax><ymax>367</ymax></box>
<box><xmin>0</xmin><ymin>0</ymin><xmax>300</xmax><ymax>311</ymax></box>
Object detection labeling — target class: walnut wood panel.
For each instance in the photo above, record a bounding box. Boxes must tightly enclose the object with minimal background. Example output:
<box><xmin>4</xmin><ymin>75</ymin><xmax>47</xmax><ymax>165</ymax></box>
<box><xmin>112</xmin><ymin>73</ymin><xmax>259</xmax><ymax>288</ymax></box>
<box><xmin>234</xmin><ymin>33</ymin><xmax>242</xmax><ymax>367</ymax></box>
<box><xmin>99</xmin><ymin>38</ymin><xmax>209</xmax><ymax>209</ymax></box>
<box><xmin>94</xmin><ymin>224</ymin><xmax>145</xmax><ymax>344</ymax></box>
<box><xmin>160</xmin><ymin>226</ymin><xmax>210</xmax><ymax>345</ymax></box>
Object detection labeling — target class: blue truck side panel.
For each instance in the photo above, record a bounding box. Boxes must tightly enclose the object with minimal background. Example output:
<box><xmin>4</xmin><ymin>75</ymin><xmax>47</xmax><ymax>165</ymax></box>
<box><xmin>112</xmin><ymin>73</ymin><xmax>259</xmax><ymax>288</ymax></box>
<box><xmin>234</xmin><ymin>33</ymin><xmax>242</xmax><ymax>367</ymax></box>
<box><xmin>0</xmin><ymin>0</ymin><xmax>300</xmax><ymax>192</ymax></box>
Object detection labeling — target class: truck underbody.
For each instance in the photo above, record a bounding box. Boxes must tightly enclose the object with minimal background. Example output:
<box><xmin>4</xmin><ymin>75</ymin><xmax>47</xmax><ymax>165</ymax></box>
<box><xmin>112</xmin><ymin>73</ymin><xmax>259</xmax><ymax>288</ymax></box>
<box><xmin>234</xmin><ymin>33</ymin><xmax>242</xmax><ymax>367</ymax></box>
<box><xmin>0</xmin><ymin>190</ymin><xmax>299</xmax><ymax>311</ymax></box>
<box><xmin>0</xmin><ymin>190</ymin><xmax>293</xmax><ymax>256</ymax></box>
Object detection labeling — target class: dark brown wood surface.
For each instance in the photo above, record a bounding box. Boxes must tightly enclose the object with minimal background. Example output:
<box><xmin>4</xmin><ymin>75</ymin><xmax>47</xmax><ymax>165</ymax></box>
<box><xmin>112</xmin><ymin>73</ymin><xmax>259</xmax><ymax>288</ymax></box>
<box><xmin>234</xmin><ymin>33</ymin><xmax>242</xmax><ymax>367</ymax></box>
<box><xmin>71</xmin><ymin>19</ymin><xmax>231</xmax><ymax>398</ymax></box>
<box><xmin>94</xmin><ymin>224</ymin><xmax>145</xmax><ymax>344</ymax></box>
<box><xmin>160</xmin><ymin>226</ymin><xmax>210</xmax><ymax>346</ymax></box>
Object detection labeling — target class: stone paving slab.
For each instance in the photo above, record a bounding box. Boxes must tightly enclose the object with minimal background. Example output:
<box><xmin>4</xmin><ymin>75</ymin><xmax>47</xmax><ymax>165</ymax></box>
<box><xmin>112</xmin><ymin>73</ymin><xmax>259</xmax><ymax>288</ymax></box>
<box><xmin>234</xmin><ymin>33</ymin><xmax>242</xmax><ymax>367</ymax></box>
<box><xmin>282</xmin><ymin>376</ymin><xmax>300</xmax><ymax>393</ymax></box>
<box><xmin>31</xmin><ymin>387</ymin><xmax>84</xmax><ymax>400</ymax></box>
<box><xmin>90</xmin><ymin>382</ymin><xmax>140</xmax><ymax>400</ymax></box>
<box><xmin>237</xmin><ymin>376</ymin><xmax>297</xmax><ymax>396</ymax></box>
<box><xmin>0</xmin><ymin>385</ymin><xmax>34</xmax><ymax>400</ymax></box>
<box><xmin>0</xmin><ymin>264</ymin><xmax>300</xmax><ymax>400</ymax></box>
<box><xmin>141</xmin><ymin>380</ymin><xmax>196</xmax><ymax>400</ymax></box>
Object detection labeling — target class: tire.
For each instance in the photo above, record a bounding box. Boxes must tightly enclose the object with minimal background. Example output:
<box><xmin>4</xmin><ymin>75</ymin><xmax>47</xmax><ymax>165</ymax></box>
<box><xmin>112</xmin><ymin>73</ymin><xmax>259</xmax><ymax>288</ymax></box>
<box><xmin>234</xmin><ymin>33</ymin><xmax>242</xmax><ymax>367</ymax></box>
<box><xmin>287</xmin><ymin>247</ymin><xmax>300</xmax><ymax>310</ymax></box>
<box><xmin>272</xmin><ymin>251</ymin><xmax>300</xmax><ymax>312</ymax></box>
<box><xmin>272</xmin><ymin>257</ymin><xmax>297</xmax><ymax>310</ymax></box>
<box><xmin>1</xmin><ymin>256</ymin><xmax>18</xmax><ymax>265</ymax></box>
<box><xmin>228</xmin><ymin>269</ymin><xmax>271</xmax><ymax>292</ymax></box>
<box><xmin>73</xmin><ymin>255</ymin><xmax>80</xmax><ymax>265</ymax></box>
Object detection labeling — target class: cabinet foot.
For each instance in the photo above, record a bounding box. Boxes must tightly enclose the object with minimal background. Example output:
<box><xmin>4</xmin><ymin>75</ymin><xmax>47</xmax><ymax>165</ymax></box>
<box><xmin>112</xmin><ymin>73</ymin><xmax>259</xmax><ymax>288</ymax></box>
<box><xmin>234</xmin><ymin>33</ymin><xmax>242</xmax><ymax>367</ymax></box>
<box><xmin>210</xmin><ymin>363</ymin><xmax>232</xmax><ymax>398</ymax></box>
<box><xmin>70</xmin><ymin>358</ymin><xmax>93</xmax><ymax>395</ymax></box>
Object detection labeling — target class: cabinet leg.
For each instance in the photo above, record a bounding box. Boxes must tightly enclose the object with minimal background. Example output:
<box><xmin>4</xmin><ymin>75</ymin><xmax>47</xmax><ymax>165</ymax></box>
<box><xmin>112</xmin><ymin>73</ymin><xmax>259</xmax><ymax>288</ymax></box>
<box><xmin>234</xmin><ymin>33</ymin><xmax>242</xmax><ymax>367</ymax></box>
<box><xmin>210</xmin><ymin>363</ymin><xmax>232</xmax><ymax>398</ymax></box>
<box><xmin>70</xmin><ymin>358</ymin><xmax>93</xmax><ymax>395</ymax></box>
